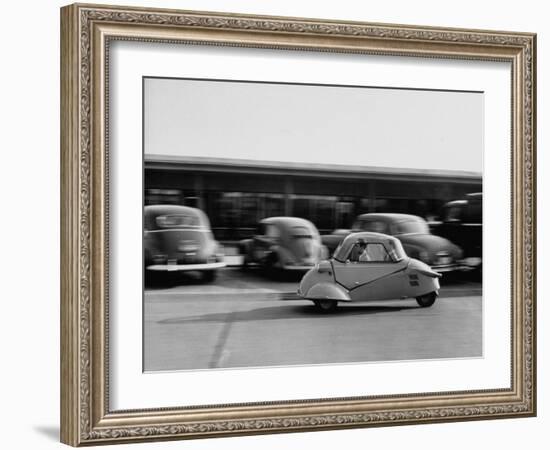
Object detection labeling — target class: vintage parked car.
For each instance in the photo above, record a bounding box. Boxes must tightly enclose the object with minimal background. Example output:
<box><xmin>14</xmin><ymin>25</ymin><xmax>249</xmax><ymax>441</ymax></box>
<box><xmin>322</xmin><ymin>213</ymin><xmax>464</xmax><ymax>273</ymax></box>
<box><xmin>144</xmin><ymin>205</ymin><xmax>225</xmax><ymax>281</ymax></box>
<box><xmin>239</xmin><ymin>217</ymin><xmax>328</xmax><ymax>273</ymax></box>
<box><xmin>298</xmin><ymin>232</ymin><xmax>441</xmax><ymax>312</ymax></box>
<box><xmin>429</xmin><ymin>193</ymin><xmax>482</xmax><ymax>271</ymax></box>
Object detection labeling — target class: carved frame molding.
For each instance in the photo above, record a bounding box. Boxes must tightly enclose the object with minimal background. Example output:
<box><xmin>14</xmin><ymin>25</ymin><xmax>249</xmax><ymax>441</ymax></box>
<box><xmin>61</xmin><ymin>3</ymin><xmax>536</xmax><ymax>446</ymax></box>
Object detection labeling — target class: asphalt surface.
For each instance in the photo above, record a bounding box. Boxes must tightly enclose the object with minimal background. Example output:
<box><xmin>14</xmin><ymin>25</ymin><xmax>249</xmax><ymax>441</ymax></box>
<box><xmin>144</xmin><ymin>268</ymin><xmax>482</xmax><ymax>371</ymax></box>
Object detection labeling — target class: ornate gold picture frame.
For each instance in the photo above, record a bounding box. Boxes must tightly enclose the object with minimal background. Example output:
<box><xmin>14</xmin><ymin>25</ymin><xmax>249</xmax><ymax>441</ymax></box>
<box><xmin>60</xmin><ymin>3</ymin><xmax>536</xmax><ymax>446</ymax></box>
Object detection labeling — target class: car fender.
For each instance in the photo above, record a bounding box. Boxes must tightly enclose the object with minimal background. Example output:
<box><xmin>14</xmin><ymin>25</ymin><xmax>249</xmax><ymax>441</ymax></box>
<box><xmin>405</xmin><ymin>258</ymin><xmax>442</xmax><ymax>296</ymax></box>
<box><xmin>417</xmin><ymin>267</ymin><xmax>442</xmax><ymax>278</ymax></box>
<box><xmin>305</xmin><ymin>282</ymin><xmax>352</xmax><ymax>302</ymax></box>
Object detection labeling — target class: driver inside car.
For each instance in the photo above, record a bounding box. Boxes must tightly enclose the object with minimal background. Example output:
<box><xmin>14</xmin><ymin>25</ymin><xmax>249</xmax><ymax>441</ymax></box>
<box><xmin>349</xmin><ymin>241</ymin><xmax>391</xmax><ymax>262</ymax></box>
<box><xmin>349</xmin><ymin>240</ymin><xmax>370</xmax><ymax>262</ymax></box>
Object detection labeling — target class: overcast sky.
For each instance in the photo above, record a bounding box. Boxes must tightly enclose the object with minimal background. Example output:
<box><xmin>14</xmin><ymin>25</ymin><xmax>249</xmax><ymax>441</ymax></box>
<box><xmin>144</xmin><ymin>77</ymin><xmax>483</xmax><ymax>174</ymax></box>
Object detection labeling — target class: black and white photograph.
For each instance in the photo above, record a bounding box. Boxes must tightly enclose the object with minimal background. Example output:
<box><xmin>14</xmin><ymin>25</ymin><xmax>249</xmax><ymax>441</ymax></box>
<box><xmin>143</xmin><ymin>77</ymin><xmax>483</xmax><ymax>372</ymax></box>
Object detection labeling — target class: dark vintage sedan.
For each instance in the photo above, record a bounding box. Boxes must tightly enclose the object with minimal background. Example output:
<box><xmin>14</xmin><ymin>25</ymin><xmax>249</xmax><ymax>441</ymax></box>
<box><xmin>144</xmin><ymin>205</ymin><xmax>225</xmax><ymax>281</ymax></box>
<box><xmin>429</xmin><ymin>193</ymin><xmax>482</xmax><ymax>271</ymax></box>
<box><xmin>322</xmin><ymin>213</ymin><xmax>463</xmax><ymax>273</ymax></box>
<box><xmin>239</xmin><ymin>217</ymin><xmax>328</xmax><ymax>273</ymax></box>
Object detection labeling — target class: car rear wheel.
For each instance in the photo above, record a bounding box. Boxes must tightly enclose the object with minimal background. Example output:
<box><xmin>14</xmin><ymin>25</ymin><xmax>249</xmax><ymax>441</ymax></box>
<box><xmin>416</xmin><ymin>292</ymin><xmax>437</xmax><ymax>307</ymax></box>
<box><xmin>202</xmin><ymin>270</ymin><xmax>217</xmax><ymax>282</ymax></box>
<box><xmin>313</xmin><ymin>300</ymin><xmax>339</xmax><ymax>313</ymax></box>
<box><xmin>264</xmin><ymin>253</ymin><xmax>283</xmax><ymax>279</ymax></box>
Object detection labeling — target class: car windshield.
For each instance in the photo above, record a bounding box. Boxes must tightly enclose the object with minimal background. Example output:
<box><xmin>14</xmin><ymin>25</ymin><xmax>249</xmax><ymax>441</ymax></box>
<box><xmin>155</xmin><ymin>214</ymin><xmax>202</xmax><ymax>228</ymax></box>
<box><xmin>291</xmin><ymin>226</ymin><xmax>313</xmax><ymax>238</ymax></box>
<box><xmin>392</xmin><ymin>219</ymin><xmax>428</xmax><ymax>235</ymax></box>
<box><xmin>332</xmin><ymin>241</ymin><xmax>346</xmax><ymax>262</ymax></box>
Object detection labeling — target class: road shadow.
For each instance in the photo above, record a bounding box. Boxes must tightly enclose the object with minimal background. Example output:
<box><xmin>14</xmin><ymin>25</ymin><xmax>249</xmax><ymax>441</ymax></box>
<box><xmin>145</xmin><ymin>271</ymin><xmax>213</xmax><ymax>290</ymax></box>
<box><xmin>239</xmin><ymin>266</ymin><xmax>305</xmax><ymax>282</ymax></box>
<box><xmin>145</xmin><ymin>266</ymin><xmax>302</xmax><ymax>291</ymax></box>
<box><xmin>158</xmin><ymin>303</ymin><xmax>420</xmax><ymax>325</ymax></box>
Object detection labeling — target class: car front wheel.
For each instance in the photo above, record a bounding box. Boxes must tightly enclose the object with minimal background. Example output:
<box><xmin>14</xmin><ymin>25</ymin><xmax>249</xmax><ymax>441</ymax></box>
<box><xmin>416</xmin><ymin>292</ymin><xmax>437</xmax><ymax>307</ymax></box>
<box><xmin>313</xmin><ymin>300</ymin><xmax>339</xmax><ymax>313</ymax></box>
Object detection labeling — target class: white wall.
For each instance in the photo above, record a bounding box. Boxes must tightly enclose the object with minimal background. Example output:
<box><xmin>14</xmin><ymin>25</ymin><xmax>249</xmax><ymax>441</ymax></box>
<box><xmin>0</xmin><ymin>1</ymin><xmax>545</xmax><ymax>449</ymax></box>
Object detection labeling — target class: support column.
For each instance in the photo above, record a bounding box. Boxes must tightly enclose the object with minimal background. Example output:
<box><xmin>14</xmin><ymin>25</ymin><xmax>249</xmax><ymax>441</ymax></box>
<box><xmin>368</xmin><ymin>180</ymin><xmax>376</xmax><ymax>212</ymax></box>
<box><xmin>194</xmin><ymin>173</ymin><xmax>204</xmax><ymax>210</ymax></box>
<box><xmin>284</xmin><ymin>177</ymin><xmax>293</xmax><ymax>216</ymax></box>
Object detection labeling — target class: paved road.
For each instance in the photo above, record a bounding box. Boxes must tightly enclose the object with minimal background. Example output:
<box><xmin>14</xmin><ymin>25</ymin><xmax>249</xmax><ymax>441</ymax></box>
<box><xmin>144</xmin><ymin>268</ymin><xmax>482</xmax><ymax>371</ymax></box>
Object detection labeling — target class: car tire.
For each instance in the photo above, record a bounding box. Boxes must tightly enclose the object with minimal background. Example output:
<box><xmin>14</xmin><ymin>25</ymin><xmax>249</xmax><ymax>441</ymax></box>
<box><xmin>202</xmin><ymin>270</ymin><xmax>217</xmax><ymax>282</ymax></box>
<box><xmin>241</xmin><ymin>254</ymin><xmax>250</xmax><ymax>271</ymax></box>
<box><xmin>239</xmin><ymin>244</ymin><xmax>250</xmax><ymax>270</ymax></box>
<box><xmin>313</xmin><ymin>300</ymin><xmax>339</xmax><ymax>313</ymax></box>
<box><xmin>144</xmin><ymin>270</ymin><xmax>158</xmax><ymax>287</ymax></box>
<box><xmin>416</xmin><ymin>292</ymin><xmax>437</xmax><ymax>307</ymax></box>
<box><xmin>265</xmin><ymin>253</ymin><xmax>282</xmax><ymax>279</ymax></box>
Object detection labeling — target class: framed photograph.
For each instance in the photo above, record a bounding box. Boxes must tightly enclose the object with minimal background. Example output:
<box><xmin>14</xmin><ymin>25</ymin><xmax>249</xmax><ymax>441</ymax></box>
<box><xmin>60</xmin><ymin>3</ymin><xmax>536</xmax><ymax>446</ymax></box>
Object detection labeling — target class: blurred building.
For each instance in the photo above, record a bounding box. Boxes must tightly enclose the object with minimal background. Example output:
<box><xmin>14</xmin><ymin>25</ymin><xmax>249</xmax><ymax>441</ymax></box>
<box><xmin>145</xmin><ymin>155</ymin><xmax>482</xmax><ymax>241</ymax></box>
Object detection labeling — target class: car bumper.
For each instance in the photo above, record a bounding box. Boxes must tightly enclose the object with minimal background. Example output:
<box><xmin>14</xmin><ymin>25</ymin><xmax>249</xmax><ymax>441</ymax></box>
<box><xmin>431</xmin><ymin>258</ymin><xmax>482</xmax><ymax>273</ymax></box>
<box><xmin>431</xmin><ymin>263</ymin><xmax>460</xmax><ymax>273</ymax></box>
<box><xmin>146</xmin><ymin>261</ymin><xmax>226</xmax><ymax>272</ymax></box>
<box><xmin>282</xmin><ymin>264</ymin><xmax>317</xmax><ymax>271</ymax></box>
<box><xmin>458</xmin><ymin>257</ymin><xmax>482</xmax><ymax>269</ymax></box>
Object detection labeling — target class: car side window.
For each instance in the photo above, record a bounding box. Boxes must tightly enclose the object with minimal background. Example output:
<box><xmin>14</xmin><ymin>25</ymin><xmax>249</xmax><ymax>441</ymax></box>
<box><xmin>257</xmin><ymin>223</ymin><xmax>267</xmax><ymax>235</ymax></box>
<box><xmin>445</xmin><ymin>206</ymin><xmax>463</xmax><ymax>222</ymax></box>
<box><xmin>361</xmin><ymin>220</ymin><xmax>388</xmax><ymax>234</ymax></box>
<box><xmin>265</xmin><ymin>225</ymin><xmax>280</xmax><ymax>239</ymax></box>
<box><xmin>348</xmin><ymin>243</ymin><xmax>392</xmax><ymax>263</ymax></box>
